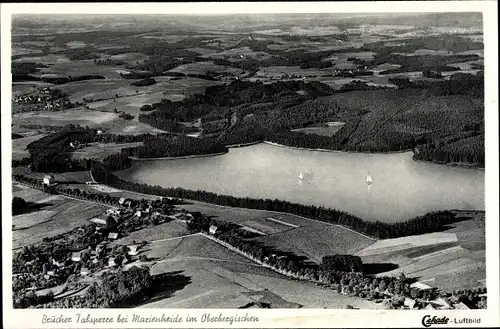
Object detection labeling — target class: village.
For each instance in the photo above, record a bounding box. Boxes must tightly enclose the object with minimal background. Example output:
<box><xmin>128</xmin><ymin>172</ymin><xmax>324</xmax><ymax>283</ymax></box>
<box><xmin>12</xmin><ymin>86</ymin><xmax>73</xmax><ymax>113</ymax></box>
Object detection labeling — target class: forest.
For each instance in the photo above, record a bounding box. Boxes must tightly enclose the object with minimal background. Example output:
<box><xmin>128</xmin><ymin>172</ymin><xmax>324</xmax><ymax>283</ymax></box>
<box><xmin>121</xmin><ymin>135</ymin><xmax>227</xmax><ymax>158</ymax></box>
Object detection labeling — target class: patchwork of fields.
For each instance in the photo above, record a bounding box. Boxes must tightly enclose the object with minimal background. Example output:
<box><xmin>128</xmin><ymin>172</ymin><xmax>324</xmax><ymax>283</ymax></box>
<box><xmin>138</xmin><ymin>234</ymin><xmax>384</xmax><ymax>309</ymax></box>
<box><xmin>355</xmin><ymin>212</ymin><xmax>486</xmax><ymax>291</ymax></box>
<box><xmin>11</xmin><ymin>184</ymin><xmax>107</xmax><ymax>250</ymax></box>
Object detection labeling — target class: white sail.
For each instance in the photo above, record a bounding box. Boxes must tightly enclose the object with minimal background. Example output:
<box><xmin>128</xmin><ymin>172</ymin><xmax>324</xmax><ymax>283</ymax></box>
<box><xmin>298</xmin><ymin>172</ymin><xmax>304</xmax><ymax>180</ymax></box>
<box><xmin>366</xmin><ymin>173</ymin><xmax>373</xmax><ymax>185</ymax></box>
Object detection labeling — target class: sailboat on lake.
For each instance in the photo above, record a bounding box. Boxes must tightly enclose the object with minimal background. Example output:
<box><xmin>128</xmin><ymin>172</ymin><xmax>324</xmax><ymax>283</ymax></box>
<box><xmin>366</xmin><ymin>172</ymin><xmax>373</xmax><ymax>186</ymax></box>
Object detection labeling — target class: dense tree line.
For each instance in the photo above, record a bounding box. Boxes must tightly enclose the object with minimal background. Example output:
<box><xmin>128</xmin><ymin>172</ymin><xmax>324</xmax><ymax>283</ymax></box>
<box><xmin>121</xmin><ymin>135</ymin><xmax>227</xmax><ymax>158</ymax></box>
<box><xmin>90</xmin><ymin>162</ymin><xmax>458</xmax><ymax>239</ymax></box>
<box><xmin>364</xmin><ymin>35</ymin><xmax>483</xmax><ymax>56</ymax></box>
<box><xmin>320</xmin><ymin>255</ymin><xmax>363</xmax><ymax>273</ymax></box>
<box><xmin>12</xmin><ymin>62</ymin><xmax>48</xmax><ymax>80</ymax></box>
<box><xmin>25</xmin><ymin>125</ymin><xmax>100</xmax><ymax>172</ymax></box>
<box><xmin>186</xmin><ymin>216</ymin><xmax>486</xmax><ymax>309</ymax></box>
<box><xmin>138</xmin><ymin>80</ymin><xmax>334</xmax><ymax>132</ymax></box>
<box><xmin>12</xmin><ymin>197</ymin><xmax>28</xmax><ymax>215</ymax></box>
<box><xmin>414</xmin><ymin>134</ymin><xmax>484</xmax><ymax>166</ymax></box>
<box><xmin>38</xmin><ymin>75</ymin><xmax>105</xmax><ymax>85</ymax></box>
<box><xmin>130</xmin><ymin>78</ymin><xmax>156</xmax><ymax>87</ymax></box>
<box><xmin>24</xmin><ymin>266</ymin><xmax>154</xmax><ymax>309</ymax></box>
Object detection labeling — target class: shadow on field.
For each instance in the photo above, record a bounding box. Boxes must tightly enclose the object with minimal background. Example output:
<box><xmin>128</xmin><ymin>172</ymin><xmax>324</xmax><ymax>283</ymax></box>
<box><xmin>12</xmin><ymin>202</ymin><xmax>53</xmax><ymax>216</ymax></box>
<box><xmin>141</xmin><ymin>270</ymin><xmax>192</xmax><ymax>305</ymax></box>
<box><xmin>362</xmin><ymin>263</ymin><xmax>399</xmax><ymax>275</ymax></box>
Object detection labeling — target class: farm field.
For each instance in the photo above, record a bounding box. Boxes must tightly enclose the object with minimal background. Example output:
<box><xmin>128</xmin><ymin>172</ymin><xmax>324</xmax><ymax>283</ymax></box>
<box><xmin>71</xmin><ymin>142</ymin><xmax>144</xmax><ymax>160</ymax></box>
<box><xmin>168</xmin><ymin>61</ymin><xmax>244</xmax><ymax>75</ymax></box>
<box><xmin>13</xmin><ymin>54</ymin><xmax>71</xmax><ymax>64</ymax></box>
<box><xmin>253</xmin><ymin>224</ymin><xmax>375</xmax><ymax>263</ymax></box>
<box><xmin>138</xmin><ymin>234</ymin><xmax>384</xmax><ymax>309</ymax></box>
<box><xmin>111</xmin><ymin>220</ymin><xmax>191</xmax><ymax>246</ymax></box>
<box><xmin>255</xmin><ymin>66</ymin><xmax>332</xmax><ymax>78</ymax></box>
<box><xmin>12</xmin><ymin>133</ymin><xmax>46</xmax><ymax>160</ymax></box>
<box><xmin>11</xmin><ymin>184</ymin><xmax>108</xmax><ymax>250</ymax></box>
<box><xmin>30</xmin><ymin>60</ymin><xmax>127</xmax><ymax>80</ymax></box>
<box><xmin>355</xmin><ymin>211</ymin><xmax>485</xmax><ymax>291</ymax></box>
<box><xmin>291</xmin><ymin>122</ymin><xmax>346</xmax><ymax>137</ymax></box>
<box><xmin>12</xmin><ymin>108</ymin><xmax>166</xmax><ymax>135</ymax></box>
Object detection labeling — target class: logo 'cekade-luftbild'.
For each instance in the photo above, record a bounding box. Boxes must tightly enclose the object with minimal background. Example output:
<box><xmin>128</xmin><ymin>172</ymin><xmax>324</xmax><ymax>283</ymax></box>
<box><xmin>422</xmin><ymin>315</ymin><xmax>450</xmax><ymax>327</ymax></box>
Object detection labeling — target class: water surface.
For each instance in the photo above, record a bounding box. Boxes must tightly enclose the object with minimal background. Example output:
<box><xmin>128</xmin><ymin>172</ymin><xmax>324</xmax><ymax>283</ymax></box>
<box><xmin>119</xmin><ymin>143</ymin><xmax>484</xmax><ymax>222</ymax></box>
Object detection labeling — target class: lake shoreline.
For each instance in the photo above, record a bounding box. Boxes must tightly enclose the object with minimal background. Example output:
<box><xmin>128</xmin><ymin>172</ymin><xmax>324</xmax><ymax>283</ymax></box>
<box><xmin>262</xmin><ymin>141</ymin><xmax>414</xmax><ymax>155</ymax></box>
<box><xmin>129</xmin><ymin>151</ymin><xmax>228</xmax><ymax>161</ymax></box>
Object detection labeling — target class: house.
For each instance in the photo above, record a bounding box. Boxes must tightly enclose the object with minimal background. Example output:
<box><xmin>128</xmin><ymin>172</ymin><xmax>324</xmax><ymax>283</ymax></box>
<box><xmin>71</xmin><ymin>252</ymin><xmax>82</xmax><ymax>262</ymax></box>
<box><xmin>135</xmin><ymin>210</ymin><xmax>142</xmax><ymax>218</ymax></box>
<box><xmin>51</xmin><ymin>258</ymin><xmax>64</xmax><ymax>268</ymax></box>
<box><xmin>128</xmin><ymin>245</ymin><xmax>140</xmax><ymax>256</ymax></box>
<box><xmin>178</xmin><ymin>213</ymin><xmax>194</xmax><ymax>223</ymax></box>
<box><xmin>97</xmin><ymin>130</ymin><xmax>103</xmax><ymax>135</ymax></box>
<box><xmin>108</xmin><ymin>257</ymin><xmax>116</xmax><ymax>267</ymax></box>
<box><xmin>209</xmin><ymin>225</ymin><xmax>218</xmax><ymax>235</ymax></box>
<box><xmin>80</xmin><ymin>268</ymin><xmax>89</xmax><ymax>276</ymax></box>
<box><xmin>108</xmin><ymin>232</ymin><xmax>119</xmax><ymax>240</ymax></box>
<box><xmin>118</xmin><ymin>197</ymin><xmax>127</xmax><ymax>205</ymax></box>
<box><xmin>106</xmin><ymin>208</ymin><xmax>121</xmax><ymax>216</ymax></box>
<box><xmin>46</xmin><ymin>270</ymin><xmax>55</xmax><ymax>276</ymax></box>
<box><xmin>403</xmin><ymin>298</ymin><xmax>416</xmax><ymax>309</ymax></box>
<box><xmin>90</xmin><ymin>218</ymin><xmax>107</xmax><ymax>226</ymax></box>
<box><xmin>424</xmin><ymin>304</ymin><xmax>436</xmax><ymax>310</ymax></box>
<box><xmin>43</xmin><ymin>175</ymin><xmax>55</xmax><ymax>186</ymax></box>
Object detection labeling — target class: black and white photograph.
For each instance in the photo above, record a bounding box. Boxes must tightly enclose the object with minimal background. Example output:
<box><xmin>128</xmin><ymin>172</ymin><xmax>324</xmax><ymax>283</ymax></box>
<box><xmin>1</xmin><ymin>2</ymin><xmax>498</xmax><ymax>327</ymax></box>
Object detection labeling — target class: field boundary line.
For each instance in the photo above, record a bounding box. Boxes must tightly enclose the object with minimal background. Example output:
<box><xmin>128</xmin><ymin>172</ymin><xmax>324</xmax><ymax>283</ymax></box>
<box><xmin>265</xmin><ymin>217</ymin><xmax>299</xmax><ymax>228</ymax></box>
<box><xmin>150</xmin><ymin>233</ymin><xmax>201</xmax><ymax>244</ymax></box>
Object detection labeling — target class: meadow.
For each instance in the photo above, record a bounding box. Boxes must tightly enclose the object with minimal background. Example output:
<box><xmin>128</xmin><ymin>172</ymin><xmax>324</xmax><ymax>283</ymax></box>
<box><xmin>11</xmin><ymin>184</ymin><xmax>108</xmax><ymax>250</ymax></box>
<box><xmin>138</xmin><ymin>234</ymin><xmax>384</xmax><ymax>309</ymax></box>
<box><xmin>355</xmin><ymin>211</ymin><xmax>485</xmax><ymax>291</ymax></box>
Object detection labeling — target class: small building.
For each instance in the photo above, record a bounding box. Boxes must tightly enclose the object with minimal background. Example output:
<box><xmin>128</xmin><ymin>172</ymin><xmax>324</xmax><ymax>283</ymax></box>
<box><xmin>43</xmin><ymin>175</ymin><xmax>55</xmax><ymax>186</ymax></box>
<box><xmin>97</xmin><ymin>130</ymin><xmax>103</xmax><ymax>135</ymax></box>
<box><xmin>46</xmin><ymin>270</ymin><xmax>55</xmax><ymax>276</ymax></box>
<box><xmin>106</xmin><ymin>208</ymin><xmax>121</xmax><ymax>216</ymax></box>
<box><xmin>209</xmin><ymin>225</ymin><xmax>218</xmax><ymax>235</ymax></box>
<box><xmin>108</xmin><ymin>257</ymin><xmax>116</xmax><ymax>267</ymax></box>
<box><xmin>403</xmin><ymin>298</ymin><xmax>416</xmax><ymax>309</ymax></box>
<box><xmin>80</xmin><ymin>268</ymin><xmax>89</xmax><ymax>276</ymax></box>
<box><xmin>179</xmin><ymin>213</ymin><xmax>194</xmax><ymax>223</ymax></box>
<box><xmin>118</xmin><ymin>197</ymin><xmax>127</xmax><ymax>205</ymax></box>
<box><xmin>90</xmin><ymin>218</ymin><xmax>107</xmax><ymax>226</ymax></box>
<box><xmin>424</xmin><ymin>304</ymin><xmax>436</xmax><ymax>310</ymax></box>
<box><xmin>135</xmin><ymin>210</ymin><xmax>142</xmax><ymax>218</ymax></box>
<box><xmin>51</xmin><ymin>258</ymin><xmax>64</xmax><ymax>268</ymax></box>
<box><xmin>128</xmin><ymin>245</ymin><xmax>140</xmax><ymax>256</ymax></box>
<box><xmin>71</xmin><ymin>252</ymin><xmax>82</xmax><ymax>262</ymax></box>
<box><xmin>108</xmin><ymin>232</ymin><xmax>119</xmax><ymax>240</ymax></box>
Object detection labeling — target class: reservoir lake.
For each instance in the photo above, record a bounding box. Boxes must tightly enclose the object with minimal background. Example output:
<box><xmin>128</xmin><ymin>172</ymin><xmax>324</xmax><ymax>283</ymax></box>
<box><xmin>118</xmin><ymin>143</ymin><xmax>484</xmax><ymax>223</ymax></box>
